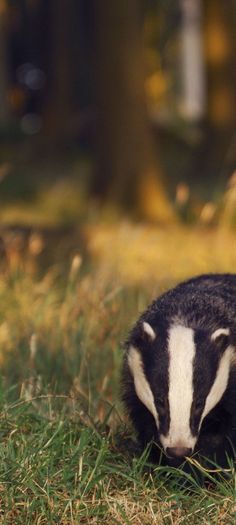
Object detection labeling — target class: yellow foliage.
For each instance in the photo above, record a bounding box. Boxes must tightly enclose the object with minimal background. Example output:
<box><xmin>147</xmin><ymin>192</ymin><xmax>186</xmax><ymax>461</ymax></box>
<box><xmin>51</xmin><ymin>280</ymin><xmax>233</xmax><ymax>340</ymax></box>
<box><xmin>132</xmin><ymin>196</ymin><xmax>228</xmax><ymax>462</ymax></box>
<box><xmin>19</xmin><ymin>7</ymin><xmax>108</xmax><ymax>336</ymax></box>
<box><xmin>86</xmin><ymin>222</ymin><xmax>236</xmax><ymax>286</ymax></box>
<box><xmin>208</xmin><ymin>85</ymin><xmax>235</xmax><ymax>126</ymax></box>
<box><xmin>137</xmin><ymin>170</ymin><xmax>175</xmax><ymax>223</ymax></box>
<box><xmin>145</xmin><ymin>71</ymin><xmax>170</xmax><ymax>103</ymax></box>
<box><xmin>0</xmin><ymin>0</ymin><xmax>7</xmax><ymax>16</ymax></box>
<box><xmin>206</xmin><ymin>19</ymin><xmax>230</xmax><ymax>65</ymax></box>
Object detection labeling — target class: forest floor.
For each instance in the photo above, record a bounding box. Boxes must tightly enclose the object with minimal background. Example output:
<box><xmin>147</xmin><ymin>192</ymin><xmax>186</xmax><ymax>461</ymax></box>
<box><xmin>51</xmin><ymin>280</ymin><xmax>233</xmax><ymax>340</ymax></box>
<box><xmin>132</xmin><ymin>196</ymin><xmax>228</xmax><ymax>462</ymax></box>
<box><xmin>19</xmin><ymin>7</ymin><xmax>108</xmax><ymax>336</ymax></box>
<box><xmin>0</xmin><ymin>150</ymin><xmax>235</xmax><ymax>522</ymax></box>
<box><xmin>0</xmin><ymin>217</ymin><xmax>235</xmax><ymax>524</ymax></box>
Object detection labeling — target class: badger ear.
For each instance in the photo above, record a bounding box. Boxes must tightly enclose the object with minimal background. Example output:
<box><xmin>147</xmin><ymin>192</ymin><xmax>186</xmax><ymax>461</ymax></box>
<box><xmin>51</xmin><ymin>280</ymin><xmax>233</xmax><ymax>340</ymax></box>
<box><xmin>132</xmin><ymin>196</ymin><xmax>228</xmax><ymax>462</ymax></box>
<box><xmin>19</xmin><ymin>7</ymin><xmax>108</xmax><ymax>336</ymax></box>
<box><xmin>211</xmin><ymin>328</ymin><xmax>230</xmax><ymax>343</ymax></box>
<box><xmin>142</xmin><ymin>321</ymin><xmax>156</xmax><ymax>341</ymax></box>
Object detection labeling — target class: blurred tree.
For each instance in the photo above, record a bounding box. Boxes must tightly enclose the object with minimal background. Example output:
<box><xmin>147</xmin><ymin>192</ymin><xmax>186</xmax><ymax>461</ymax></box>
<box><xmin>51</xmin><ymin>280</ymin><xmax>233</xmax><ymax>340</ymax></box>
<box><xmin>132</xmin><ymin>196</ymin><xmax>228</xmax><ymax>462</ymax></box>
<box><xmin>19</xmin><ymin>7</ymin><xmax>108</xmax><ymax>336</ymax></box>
<box><xmin>92</xmin><ymin>0</ymin><xmax>174</xmax><ymax>221</ymax></box>
<box><xmin>179</xmin><ymin>0</ymin><xmax>206</xmax><ymax>121</ymax></box>
<box><xmin>205</xmin><ymin>0</ymin><xmax>236</xmax><ymax>128</ymax></box>
<box><xmin>187</xmin><ymin>0</ymin><xmax>236</xmax><ymax>189</ymax></box>
<box><xmin>44</xmin><ymin>0</ymin><xmax>76</xmax><ymax>141</ymax></box>
<box><xmin>0</xmin><ymin>0</ymin><xmax>9</xmax><ymax>123</ymax></box>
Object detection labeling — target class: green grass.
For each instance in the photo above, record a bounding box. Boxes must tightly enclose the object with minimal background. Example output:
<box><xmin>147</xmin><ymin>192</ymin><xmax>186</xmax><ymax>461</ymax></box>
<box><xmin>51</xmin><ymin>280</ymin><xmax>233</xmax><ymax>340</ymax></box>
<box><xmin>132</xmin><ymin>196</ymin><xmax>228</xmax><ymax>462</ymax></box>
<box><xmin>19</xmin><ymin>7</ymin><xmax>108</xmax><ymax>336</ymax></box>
<box><xmin>0</xmin><ymin>398</ymin><xmax>235</xmax><ymax>524</ymax></box>
<box><xmin>0</xmin><ymin>223</ymin><xmax>236</xmax><ymax>524</ymax></box>
<box><xmin>0</xmin><ymin>397</ymin><xmax>235</xmax><ymax>524</ymax></box>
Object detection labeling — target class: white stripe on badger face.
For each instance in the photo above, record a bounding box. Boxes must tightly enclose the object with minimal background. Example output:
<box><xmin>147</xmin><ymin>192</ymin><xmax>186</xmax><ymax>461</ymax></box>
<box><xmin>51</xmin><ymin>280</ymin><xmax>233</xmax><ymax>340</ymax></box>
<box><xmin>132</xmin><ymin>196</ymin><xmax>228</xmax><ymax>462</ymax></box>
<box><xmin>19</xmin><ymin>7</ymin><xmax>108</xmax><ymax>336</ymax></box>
<box><xmin>160</xmin><ymin>325</ymin><xmax>197</xmax><ymax>452</ymax></box>
<box><xmin>200</xmin><ymin>346</ymin><xmax>234</xmax><ymax>424</ymax></box>
<box><xmin>128</xmin><ymin>346</ymin><xmax>159</xmax><ymax>426</ymax></box>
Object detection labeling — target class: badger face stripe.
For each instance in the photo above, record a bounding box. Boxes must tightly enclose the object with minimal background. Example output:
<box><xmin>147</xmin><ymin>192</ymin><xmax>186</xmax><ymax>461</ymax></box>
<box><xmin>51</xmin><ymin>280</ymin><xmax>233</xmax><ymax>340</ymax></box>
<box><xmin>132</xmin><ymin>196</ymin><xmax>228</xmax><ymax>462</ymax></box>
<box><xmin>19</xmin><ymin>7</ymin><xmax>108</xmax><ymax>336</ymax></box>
<box><xmin>160</xmin><ymin>325</ymin><xmax>197</xmax><ymax>451</ymax></box>
<box><xmin>200</xmin><ymin>346</ymin><xmax>234</xmax><ymax>424</ymax></box>
<box><xmin>128</xmin><ymin>345</ymin><xmax>159</xmax><ymax>426</ymax></box>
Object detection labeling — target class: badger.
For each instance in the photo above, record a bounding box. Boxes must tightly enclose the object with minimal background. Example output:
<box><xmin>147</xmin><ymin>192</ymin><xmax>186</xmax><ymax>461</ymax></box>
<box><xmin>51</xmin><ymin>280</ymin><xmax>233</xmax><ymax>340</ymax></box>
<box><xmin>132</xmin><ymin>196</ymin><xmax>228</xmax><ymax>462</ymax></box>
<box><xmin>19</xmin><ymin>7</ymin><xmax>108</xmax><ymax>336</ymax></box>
<box><xmin>122</xmin><ymin>274</ymin><xmax>236</xmax><ymax>467</ymax></box>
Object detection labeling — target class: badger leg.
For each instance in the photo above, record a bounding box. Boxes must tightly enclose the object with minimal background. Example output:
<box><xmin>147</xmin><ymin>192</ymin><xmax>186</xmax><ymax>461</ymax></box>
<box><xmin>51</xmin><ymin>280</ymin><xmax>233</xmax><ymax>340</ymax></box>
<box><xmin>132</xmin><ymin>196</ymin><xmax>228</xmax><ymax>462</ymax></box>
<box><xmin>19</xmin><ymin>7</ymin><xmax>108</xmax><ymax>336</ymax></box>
<box><xmin>198</xmin><ymin>409</ymin><xmax>236</xmax><ymax>468</ymax></box>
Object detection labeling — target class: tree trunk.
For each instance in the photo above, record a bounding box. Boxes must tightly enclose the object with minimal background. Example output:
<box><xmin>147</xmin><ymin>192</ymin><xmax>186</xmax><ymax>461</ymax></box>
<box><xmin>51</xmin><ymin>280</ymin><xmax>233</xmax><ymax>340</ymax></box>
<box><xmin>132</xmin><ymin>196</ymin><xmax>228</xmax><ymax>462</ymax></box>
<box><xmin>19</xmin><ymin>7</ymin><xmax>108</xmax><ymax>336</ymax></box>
<box><xmin>204</xmin><ymin>0</ymin><xmax>236</xmax><ymax>128</ymax></box>
<box><xmin>179</xmin><ymin>0</ymin><xmax>206</xmax><ymax>121</ymax></box>
<box><xmin>0</xmin><ymin>0</ymin><xmax>9</xmax><ymax>123</ymax></box>
<box><xmin>187</xmin><ymin>0</ymin><xmax>236</xmax><ymax>188</ymax></box>
<box><xmin>92</xmin><ymin>0</ymin><xmax>174</xmax><ymax>222</ymax></box>
<box><xmin>44</xmin><ymin>0</ymin><xmax>76</xmax><ymax>142</ymax></box>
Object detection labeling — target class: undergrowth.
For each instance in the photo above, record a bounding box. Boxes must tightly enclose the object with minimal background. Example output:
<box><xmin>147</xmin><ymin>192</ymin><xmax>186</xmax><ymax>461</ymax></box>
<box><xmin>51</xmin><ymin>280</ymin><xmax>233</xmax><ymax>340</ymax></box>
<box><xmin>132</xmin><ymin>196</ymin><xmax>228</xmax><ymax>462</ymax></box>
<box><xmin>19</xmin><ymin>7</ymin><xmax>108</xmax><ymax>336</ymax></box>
<box><xmin>0</xmin><ymin>223</ymin><xmax>235</xmax><ymax>523</ymax></box>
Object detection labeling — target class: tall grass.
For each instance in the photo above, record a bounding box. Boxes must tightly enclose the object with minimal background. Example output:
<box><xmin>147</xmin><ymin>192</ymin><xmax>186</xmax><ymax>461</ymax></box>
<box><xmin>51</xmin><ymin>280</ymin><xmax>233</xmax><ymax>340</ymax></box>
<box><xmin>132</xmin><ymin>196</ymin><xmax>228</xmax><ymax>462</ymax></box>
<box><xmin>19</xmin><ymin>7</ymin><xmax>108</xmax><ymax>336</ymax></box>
<box><xmin>0</xmin><ymin>223</ymin><xmax>235</xmax><ymax>523</ymax></box>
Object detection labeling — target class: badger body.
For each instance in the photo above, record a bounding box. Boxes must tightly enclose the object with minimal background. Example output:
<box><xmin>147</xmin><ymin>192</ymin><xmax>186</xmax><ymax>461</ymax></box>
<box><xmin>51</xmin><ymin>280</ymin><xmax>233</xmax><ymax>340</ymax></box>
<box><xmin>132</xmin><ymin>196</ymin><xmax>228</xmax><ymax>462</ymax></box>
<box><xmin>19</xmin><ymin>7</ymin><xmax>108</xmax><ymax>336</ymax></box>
<box><xmin>122</xmin><ymin>274</ymin><xmax>236</xmax><ymax>466</ymax></box>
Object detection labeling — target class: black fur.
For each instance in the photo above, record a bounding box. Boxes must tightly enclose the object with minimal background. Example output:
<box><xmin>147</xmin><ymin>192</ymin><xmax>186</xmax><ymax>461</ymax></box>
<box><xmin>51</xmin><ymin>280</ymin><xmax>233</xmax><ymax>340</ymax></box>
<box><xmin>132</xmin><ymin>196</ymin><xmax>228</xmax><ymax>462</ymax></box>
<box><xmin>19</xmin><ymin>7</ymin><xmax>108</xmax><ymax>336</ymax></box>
<box><xmin>122</xmin><ymin>274</ymin><xmax>236</xmax><ymax>468</ymax></box>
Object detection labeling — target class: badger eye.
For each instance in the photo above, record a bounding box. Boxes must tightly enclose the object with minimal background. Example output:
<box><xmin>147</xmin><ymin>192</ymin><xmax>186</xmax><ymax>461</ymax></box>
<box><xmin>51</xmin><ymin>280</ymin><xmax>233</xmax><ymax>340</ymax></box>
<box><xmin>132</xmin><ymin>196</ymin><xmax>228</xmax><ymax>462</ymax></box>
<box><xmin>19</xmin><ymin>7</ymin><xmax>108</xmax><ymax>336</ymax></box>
<box><xmin>194</xmin><ymin>400</ymin><xmax>203</xmax><ymax>412</ymax></box>
<box><xmin>156</xmin><ymin>397</ymin><xmax>167</xmax><ymax>413</ymax></box>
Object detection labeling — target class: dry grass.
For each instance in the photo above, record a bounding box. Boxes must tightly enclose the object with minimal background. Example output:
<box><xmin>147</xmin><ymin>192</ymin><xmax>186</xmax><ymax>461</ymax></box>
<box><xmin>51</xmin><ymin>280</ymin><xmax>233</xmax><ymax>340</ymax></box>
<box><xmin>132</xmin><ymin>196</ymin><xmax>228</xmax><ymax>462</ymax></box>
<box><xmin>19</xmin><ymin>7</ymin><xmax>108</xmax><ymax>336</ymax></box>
<box><xmin>0</xmin><ymin>220</ymin><xmax>235</xmax><ymax>523</ymax></box>
<box><xmin>86</xmin><ymin>222</ymin><xmax>236</xmax><ymax>285</ymax></box>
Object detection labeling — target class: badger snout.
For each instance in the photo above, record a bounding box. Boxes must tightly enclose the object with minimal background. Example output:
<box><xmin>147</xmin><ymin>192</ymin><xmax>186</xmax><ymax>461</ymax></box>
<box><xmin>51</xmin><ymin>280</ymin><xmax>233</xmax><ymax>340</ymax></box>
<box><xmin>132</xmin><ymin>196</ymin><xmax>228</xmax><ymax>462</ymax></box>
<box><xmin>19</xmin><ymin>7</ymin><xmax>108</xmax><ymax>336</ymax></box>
<box><xmin>166</xmin><ymin>446</ymin><xmax>192</xmax><ymax>459</ymax></box>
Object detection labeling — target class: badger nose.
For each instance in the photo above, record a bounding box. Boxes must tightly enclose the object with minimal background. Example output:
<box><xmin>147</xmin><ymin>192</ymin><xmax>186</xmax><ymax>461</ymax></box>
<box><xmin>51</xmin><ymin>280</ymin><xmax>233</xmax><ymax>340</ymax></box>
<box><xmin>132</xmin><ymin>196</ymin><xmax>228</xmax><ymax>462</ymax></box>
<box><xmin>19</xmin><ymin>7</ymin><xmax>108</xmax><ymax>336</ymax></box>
<box><xmin>166</xmin><ymin>447</ymin><xmax>192</xmax><ymax>458</ymax></box>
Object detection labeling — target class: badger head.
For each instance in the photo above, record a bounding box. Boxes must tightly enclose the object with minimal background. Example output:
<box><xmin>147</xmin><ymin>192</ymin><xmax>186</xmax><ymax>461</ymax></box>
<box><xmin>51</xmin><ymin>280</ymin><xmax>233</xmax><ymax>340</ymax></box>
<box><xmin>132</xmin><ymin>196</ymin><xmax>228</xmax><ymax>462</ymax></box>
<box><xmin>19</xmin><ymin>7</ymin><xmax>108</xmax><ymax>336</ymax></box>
<box><xmin>127</xmin><ymin>320</ymin><xmax>235</xmax><ymax>461</ymax></box>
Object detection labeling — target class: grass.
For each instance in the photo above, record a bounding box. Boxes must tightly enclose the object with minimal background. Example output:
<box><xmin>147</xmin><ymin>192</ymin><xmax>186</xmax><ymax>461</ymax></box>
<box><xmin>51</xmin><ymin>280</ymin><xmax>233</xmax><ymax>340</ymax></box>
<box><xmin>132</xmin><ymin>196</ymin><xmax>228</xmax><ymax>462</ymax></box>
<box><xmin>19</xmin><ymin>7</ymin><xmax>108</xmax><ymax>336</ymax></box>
<box><xmin>0</xmin><ymin>398</ymin><xmax>235</xmax><ymax>524</ymax></box>
<box><xmin>0</xmin><ymin>220</ymin><xmax>236</xmax><ymax>523</ymax></box>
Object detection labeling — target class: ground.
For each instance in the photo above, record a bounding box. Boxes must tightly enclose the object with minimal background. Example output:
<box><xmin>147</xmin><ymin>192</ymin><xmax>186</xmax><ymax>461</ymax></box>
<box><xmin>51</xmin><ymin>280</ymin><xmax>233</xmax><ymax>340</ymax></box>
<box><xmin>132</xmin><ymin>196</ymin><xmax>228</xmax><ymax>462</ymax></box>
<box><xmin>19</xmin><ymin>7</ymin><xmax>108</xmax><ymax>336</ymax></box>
<box><xmin>0</xmin><ymin>216</ymin><xmax>235</xmax><ymax>524</ymax></box>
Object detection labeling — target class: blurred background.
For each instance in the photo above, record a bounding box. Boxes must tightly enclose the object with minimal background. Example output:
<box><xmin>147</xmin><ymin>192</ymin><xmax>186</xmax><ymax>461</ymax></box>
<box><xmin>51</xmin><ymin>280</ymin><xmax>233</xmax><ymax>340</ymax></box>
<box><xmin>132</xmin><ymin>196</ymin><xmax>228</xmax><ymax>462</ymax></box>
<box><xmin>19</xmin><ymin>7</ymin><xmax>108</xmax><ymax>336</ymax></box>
<box><xmin>0</xmin><ymin>0</ymin><xmax>236</xmax><ymax>228</ymax></box>
<box><xmin>0</xmin><ymin>0</ymin><xmax>236</xmax><ymax>402</ymax></box>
